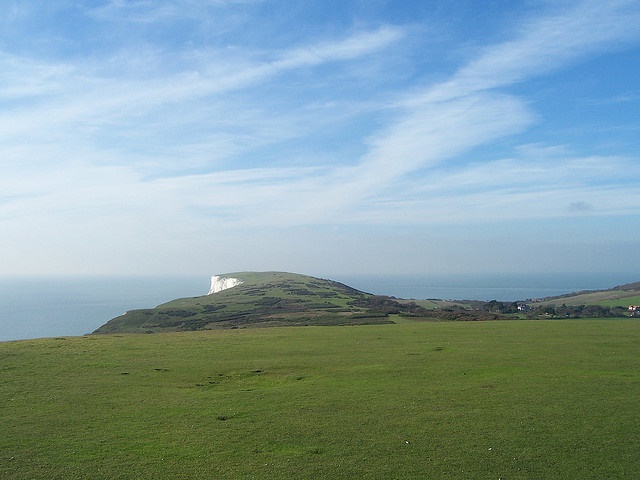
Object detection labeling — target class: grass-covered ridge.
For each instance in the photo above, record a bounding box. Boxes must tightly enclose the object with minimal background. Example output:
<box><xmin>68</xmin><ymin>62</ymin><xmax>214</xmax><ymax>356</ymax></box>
<box><xmin>2</xmin><ymin>320</ymin><xmax>639</xmax><ymax>479</ymax></box>
<box><xmin>94</xmin><ymin>271</ymin><xmax>391</xmax><ymax>334</ymax></box>
<box><xmin>534</xmin><ymin>281</ymin><xmax>640</xmax><ymax>307</ymax></box>
<box><xmin>94</xmin><ymin>273</ymin><xmax>640</xmax><ymax>334</ymax></box>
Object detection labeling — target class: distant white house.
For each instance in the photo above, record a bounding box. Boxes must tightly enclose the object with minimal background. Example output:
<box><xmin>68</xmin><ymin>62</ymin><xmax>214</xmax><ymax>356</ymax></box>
<box><xmin>629</xmin><ymin>305</ymin><xmax>640</xmax><ymax>317</ymax></box>
<box><xmin>517</xmin><ymin>303</ymin><xmax>531</xmax><ymax>312</ymax></box>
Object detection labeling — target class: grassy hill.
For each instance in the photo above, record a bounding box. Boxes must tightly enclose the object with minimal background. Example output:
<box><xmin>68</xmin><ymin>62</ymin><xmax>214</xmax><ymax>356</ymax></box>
<box><xmin>533</xmin><ymin>281</ymin><xmax>640</xmax><ymax>307</ymax></box>
<box><xmin>93</xmin><ymin>272</ymin><xmax>392</xmax><ymax>334</ymax></box>
<box><xmin>94</xmin><ymin>273</ymin><xmax>640</xmax><ymax>335</ymax></box>
<box><xmin>2</xmin><ymin>320</ymin><xmax>639</xmax><ymax>479</ymax></box>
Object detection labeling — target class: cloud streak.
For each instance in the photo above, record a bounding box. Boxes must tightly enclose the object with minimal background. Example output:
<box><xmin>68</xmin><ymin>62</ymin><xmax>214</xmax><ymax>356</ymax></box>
<box><xmin>0</xmin><ymin>0</ymin><xmax>639</xmax><ymax>274</ymax></box>
<box><xmin>418</xmin><ymin>0</ymin><xmax>640</xmax><ymax>103</ymax></box>
<box><xmin>0</xmin><ymin>25</ymin><xmax>402</xmax><ymax>166</ymax></box>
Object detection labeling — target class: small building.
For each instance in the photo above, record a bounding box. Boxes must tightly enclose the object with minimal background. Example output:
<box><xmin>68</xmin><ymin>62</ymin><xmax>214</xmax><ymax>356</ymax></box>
<box><xmin>628</xmin><ymin>305</ymin><xmax>640</xmax><ymax>317</ymax></box>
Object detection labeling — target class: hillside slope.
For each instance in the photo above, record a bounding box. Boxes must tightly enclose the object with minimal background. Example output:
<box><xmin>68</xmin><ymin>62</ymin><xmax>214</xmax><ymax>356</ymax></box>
<box><xmin>533</xmin><ymin>281</ymin><xmax>640</xmax><ymax>308</ymax></box>
<box><xmin>93</xmin><ymin>272</ymin><xmax>392</xmax><ymax>334</ymax></box>
<box><xmin>94</xmin><ymin>274</ymin><xmax>640</xmax><ymax>334</ymax></box>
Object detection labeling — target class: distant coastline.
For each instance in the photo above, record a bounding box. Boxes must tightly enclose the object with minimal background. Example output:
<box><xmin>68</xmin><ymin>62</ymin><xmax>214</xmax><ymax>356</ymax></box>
<box><xmin>332</xmin><ymin>272</ymin><xmax>639</xmax><ymax>302</ymax></box>
<box><xmin>1</xmin><ymin>272</ymin><xmax>637</xmax><ymax>342</ymax></box>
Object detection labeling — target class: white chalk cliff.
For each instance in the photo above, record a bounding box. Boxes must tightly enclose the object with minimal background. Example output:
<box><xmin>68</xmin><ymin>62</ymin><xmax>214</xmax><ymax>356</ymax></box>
<box><xmin>208</xmin><ymin>275</ymin><xmax>243</xmax><ymax>295</ymax></box>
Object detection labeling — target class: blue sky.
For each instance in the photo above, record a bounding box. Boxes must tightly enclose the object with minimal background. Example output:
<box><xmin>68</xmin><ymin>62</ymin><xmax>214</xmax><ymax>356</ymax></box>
<box><xmin>1</xmin><ymin>0</ymin><xmax>639</xmax><ymax>277</ymax></box>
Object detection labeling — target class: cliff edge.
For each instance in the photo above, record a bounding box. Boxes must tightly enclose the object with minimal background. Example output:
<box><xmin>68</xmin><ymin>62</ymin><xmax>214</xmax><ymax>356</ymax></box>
<box><xmin>208</xmin><ymin>275</ymin><xmax>243</xmax><ymax>295</ymax></box>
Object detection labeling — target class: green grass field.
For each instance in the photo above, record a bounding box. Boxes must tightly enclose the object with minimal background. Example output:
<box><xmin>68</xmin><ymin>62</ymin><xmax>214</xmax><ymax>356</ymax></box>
<box><xmin>2</xmin><ymin>320</ymin><xmax>639</xmax><ymax>479</ymax></box>
<box><xmin>538</xmin><ymin>291</ymin><xmax>640</xmax><ymax>308</ymax></box>
<box><xmin>595</xmin><ymin>295</ymin><xmax>640</xmax><ymax>308</ymax></box>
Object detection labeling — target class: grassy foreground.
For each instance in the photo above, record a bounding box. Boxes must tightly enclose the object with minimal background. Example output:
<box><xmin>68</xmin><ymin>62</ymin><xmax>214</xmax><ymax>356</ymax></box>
<box><xmin>2</xmin><ymin>320</ymin><xmax>639</xmax><ymax>479</ymax></box>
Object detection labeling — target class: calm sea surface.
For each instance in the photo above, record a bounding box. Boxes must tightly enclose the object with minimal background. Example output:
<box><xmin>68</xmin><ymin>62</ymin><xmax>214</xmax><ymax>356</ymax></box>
<box><xmin>0</xmin><ymin>276</ymin><xmax>205</xmax><ymax>342</ymax></box>
<box><xmin>1</xmin><ymin>273</ymin><xmax>637</xmax><ymax>342</ymax></box>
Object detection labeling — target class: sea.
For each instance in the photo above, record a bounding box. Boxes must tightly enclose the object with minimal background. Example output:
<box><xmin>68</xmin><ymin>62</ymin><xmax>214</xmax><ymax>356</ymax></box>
<box><xmin>1</xmin><ymin>272</ymin><xmax>637</xmax><ymax>342</ymax></box>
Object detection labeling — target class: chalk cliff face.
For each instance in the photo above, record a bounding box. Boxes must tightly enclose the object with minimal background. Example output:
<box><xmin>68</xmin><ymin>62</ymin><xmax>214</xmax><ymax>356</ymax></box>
<box><xmin>208</xmin><ymin>275</ymin><xmax>243</xmax><ymax>295</ymax></box>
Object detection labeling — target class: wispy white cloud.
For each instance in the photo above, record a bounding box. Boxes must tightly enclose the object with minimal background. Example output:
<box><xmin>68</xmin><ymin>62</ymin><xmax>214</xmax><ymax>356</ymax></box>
<box><xmin>417</xmin><ymin>0</ymin><xmax>640</xmax><ymax>104</ymax></box>
<box><xmin>364</xmin><ymin>152</ymin><xmax>640</xmax><ymax>223</ymax></box>
<box><xmin>579</xmin><ymin>93</ymin><xmax>640</xmax><ymax>106</ymax></box>
<box><xmin>0</xmin><ymin>23</ymin><xmax>403</xmax><ymax>180</ymax></box>
<box><xmin>3</xmin><ymin>1</ymin><xmax>636</xmax><ymax>225</ymax></box>
<box><xmin>0</xmin><ymin>52</ymin><xmax>77</xmax><ymax>102</ymax></box>
<box><xmin>0</xmin><ymin>25</ymin><xmax>401</xmax><ymax>118</ymax></box>
<box><xmin>305</xmin><ymin>0</ymin><xmax>640</xmax><ymax>221</ymax></box>
<box><xmin>154</xmin><ymin>148</ymin><xmax>639</xmax><ymax>228</ymax></box>
<box><xmin>273</xmin><ymin>26</ymin><xmax>404</xmax><ymax>68</ymax></box>
<box><xmin>88</xmin><ymin>0</ymin><xmax>262</xmax><ymax>24</ymax></box>
<box><xmin>1</xmin><ymin>0</ymin><xmax>639</xmax><ymax>275</ymax></box>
